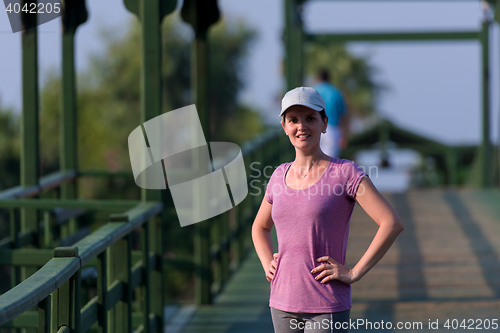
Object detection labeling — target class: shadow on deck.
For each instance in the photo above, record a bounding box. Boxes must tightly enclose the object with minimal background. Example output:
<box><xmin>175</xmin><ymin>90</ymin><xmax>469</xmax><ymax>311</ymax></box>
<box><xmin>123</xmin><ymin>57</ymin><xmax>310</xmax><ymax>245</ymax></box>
<box><xmin>167</xmin><ymin>188</ymin><xmax>500</xmax><ymax>333</ymax></box>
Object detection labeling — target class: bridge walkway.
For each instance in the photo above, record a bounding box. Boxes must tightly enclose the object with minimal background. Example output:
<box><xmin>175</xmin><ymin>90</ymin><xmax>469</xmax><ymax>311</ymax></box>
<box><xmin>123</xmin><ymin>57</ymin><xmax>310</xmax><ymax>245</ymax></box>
<box><xmin>173</xmin><ymin>188</ymin><xmax>500</xmax><ymax>333</ymax></box>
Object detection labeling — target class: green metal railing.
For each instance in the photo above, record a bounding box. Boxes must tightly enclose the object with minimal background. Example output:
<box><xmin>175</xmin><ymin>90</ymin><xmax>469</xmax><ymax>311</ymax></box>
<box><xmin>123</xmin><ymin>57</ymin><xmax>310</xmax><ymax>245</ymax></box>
<box><xmin>0</xmin><ymin>128</ymin><xmax>291</xmax><ymax>332</ymax></box>
<box><xmin>0</xmin><ymin>1</ymin><xmax>294</xmax><ymax>332</ymax></box>
<box><xmin>0</xmin><ymin>200</ymin><xmax>164</xmax><ymax>333</ymax></box>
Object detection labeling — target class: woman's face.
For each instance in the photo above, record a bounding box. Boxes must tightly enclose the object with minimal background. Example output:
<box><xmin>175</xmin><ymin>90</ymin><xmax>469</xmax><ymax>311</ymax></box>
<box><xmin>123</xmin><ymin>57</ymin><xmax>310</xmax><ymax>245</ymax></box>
<box><xmin>281</xmin><ymin>105</ymin><xmax>328</xmax><ymax>150</ymax></box>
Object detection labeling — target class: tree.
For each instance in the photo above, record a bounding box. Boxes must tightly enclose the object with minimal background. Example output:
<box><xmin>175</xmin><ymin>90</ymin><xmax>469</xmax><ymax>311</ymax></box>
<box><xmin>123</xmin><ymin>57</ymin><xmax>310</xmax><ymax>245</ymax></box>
<box><xmin>208</xmin><ymin>19</ymin><xmax>261</xmax><ymax>142</ymax></box>
<box><xmin>0</xmin><ymin>106</ymin><xmax>20</xmax><ymax>190</ymax></box>
<box><xmin>37</xmin><ymin>13</ymin><xmax>262</xmax><ymax>181</ymax></box>
<box><xmin>305</xmin><ymin>43</ymin><xmax>387</xmax><ymax>120</ymax></box>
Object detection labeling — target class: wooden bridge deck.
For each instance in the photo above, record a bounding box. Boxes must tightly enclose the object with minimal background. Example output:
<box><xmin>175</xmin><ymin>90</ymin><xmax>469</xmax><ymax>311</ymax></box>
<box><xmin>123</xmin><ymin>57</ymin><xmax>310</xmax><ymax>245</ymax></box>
<box><xmin>170</xmin><ymin>189</ymin><xmax>500</xmax><ymax>333</ymax></box>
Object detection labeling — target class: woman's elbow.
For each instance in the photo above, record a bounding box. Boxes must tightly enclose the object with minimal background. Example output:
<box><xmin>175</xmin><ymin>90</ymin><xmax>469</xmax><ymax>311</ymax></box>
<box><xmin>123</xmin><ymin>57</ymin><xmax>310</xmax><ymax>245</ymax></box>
<box><xmin>380</xmin><ymin>215</ymin><xmax>404</xmax><ymax>234</ymax></box>
<box><xmin>393</xmin><ymin>216</ymin><xmax>404</xmax><ymax>234</ymax></box>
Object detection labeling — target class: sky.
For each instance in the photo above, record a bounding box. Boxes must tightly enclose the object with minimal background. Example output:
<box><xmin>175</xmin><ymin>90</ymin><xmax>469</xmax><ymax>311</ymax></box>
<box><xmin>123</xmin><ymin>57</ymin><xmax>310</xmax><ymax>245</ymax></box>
<box><xmin>0</xmin><ymin>0</ymin><xmax>499</xmax><ymax>147</ymax></box>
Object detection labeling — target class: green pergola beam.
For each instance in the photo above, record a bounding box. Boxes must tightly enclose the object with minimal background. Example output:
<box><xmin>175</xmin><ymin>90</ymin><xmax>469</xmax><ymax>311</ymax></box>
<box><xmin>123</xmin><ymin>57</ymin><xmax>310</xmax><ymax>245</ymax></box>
<box><xmin>306</xmin><ymin>31</ymin><xmax>479</xmax><ymax>43</ymax></box>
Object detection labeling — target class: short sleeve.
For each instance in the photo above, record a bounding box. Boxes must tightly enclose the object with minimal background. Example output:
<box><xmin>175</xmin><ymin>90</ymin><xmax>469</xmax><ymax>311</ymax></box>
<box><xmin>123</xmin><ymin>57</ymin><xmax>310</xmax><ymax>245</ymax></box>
<box><xmin>341</xmin><ymin>159</ymin><xmax>368</xmax><ymax>199</ymax></box>
<box><xmin>265</xmin><ymin>184</ymin><xmax>273</xmax><ymax>204</ymax></box>
<box><xmin>265</xmin><ymin>163</ymin><xmax>288</xmax><ymax>204</ymax></box>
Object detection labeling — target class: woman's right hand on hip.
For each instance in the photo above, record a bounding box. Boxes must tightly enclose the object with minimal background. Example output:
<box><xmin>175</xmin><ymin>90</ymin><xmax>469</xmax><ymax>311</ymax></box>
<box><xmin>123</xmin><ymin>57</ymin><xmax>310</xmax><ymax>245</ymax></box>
<box><xmin>266</xmin><ymin>253</ymin><xmax>279</xmax><ymax>282</ymax></box>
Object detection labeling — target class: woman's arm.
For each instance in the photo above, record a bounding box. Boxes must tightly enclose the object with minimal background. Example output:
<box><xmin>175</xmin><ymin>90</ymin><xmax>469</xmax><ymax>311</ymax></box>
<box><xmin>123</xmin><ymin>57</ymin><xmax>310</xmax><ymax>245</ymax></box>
<box><xmin>251</xmin><ymin>193</ymin><xmax>278</xmax><ymax>282</ymax></box>
<box><xmin>312</xmin><ymin>176</ymin><xmax>404</xmax><ymax>284</ymax></box>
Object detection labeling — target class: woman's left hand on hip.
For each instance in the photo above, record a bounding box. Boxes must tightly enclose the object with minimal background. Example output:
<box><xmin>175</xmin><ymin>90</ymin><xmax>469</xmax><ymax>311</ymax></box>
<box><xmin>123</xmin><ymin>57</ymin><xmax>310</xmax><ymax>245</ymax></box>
<box><xmin>311</xmin><ymin>256</ymin><xmax>355</xmax><ymax>284</ymax></box>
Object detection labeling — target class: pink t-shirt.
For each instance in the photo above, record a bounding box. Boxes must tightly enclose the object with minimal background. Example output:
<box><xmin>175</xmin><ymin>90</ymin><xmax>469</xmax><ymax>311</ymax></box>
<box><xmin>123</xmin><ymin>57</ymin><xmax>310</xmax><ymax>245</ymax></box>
<box><xmin>266</xmin><ymin>157</ymin><xmax>367</xmax><ymax>313</ymax></box>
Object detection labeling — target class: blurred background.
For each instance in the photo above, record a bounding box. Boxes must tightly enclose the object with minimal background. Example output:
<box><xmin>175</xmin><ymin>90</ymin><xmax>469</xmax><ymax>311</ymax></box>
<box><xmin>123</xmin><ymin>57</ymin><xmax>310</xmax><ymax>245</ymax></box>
<box><xmin>1</xmin><ymin>0</ymin><xmax>500</xmax><ymax>328</ymax></box>
<box><xmin>1</xmin><ymin>1</ymin><xmax>498</xmax><ymax>193</ymax></box>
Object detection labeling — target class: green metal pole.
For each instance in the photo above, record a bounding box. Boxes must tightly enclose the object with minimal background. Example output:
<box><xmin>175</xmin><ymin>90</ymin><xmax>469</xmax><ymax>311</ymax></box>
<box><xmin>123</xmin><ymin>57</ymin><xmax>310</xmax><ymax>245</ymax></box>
<box><xmin>284</xmin><ymin>0</ymin><xmax>304</xmax><ymax>90</ymax></box>
<box><xmin>60</xmin><ymin>33</ymin><xmax>78</xmax><ymax>238</ymax></box>
<box><xmin>123</xmin><ymin>0</ymin><xmax>176</xmax><ymax>327</ymax></box>
<box><xmin>181</xmin><ymin>0</ymin><xmax>220</xmax><ymax>305</ymax></box>
<box><xmin>140</xmin><ymin>0</ymin><xmax>162</xmax><ymax>203</ymax></box>
<box><xmin>192</xmin><ymin>31</ymin><xmax>212</xmax><ymax>305</ymax></box>
<box><xmin>20</xmin><ymin>4</ymin><xmax>39</xmax><ymax>295</ymax></box>
<box><xmin>60</xmin><ymin>32</ymin><xmax>77</xmax><ymax>194</ymax></box>
<box><xmin>480</xmin><ymin>19</ymin><xmax>491</xmax><ymax>188</ymax></box>
<box><xmin>284</xmin><ymin>0</ymin><xmax>292</xmax><ymax>90</ymax></box>
<box><xmin>60</xmin><ymin>35</ymin><xmax>77</xmax><ymax>232</ymax></box>
<box><xmin>59</xmin><ymin>0</ymin><xmax>87</xmax><ymax>241</ymax></box>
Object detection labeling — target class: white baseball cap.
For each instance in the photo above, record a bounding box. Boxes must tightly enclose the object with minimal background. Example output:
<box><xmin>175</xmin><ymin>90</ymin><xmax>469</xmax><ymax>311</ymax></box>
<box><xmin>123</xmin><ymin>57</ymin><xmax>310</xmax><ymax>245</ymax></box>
<box><xmin>280</xmin><ymin>87</ymin><xmax>326</xmax><ymax>117</ymax></box>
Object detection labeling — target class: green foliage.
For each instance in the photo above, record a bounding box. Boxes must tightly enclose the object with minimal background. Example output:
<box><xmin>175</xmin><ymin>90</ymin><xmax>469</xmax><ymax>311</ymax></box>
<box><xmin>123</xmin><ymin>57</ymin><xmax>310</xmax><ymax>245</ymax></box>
<box><xmin>305</xmin><ymin>43</ymin><xmax>387</xmax><ymax>118</ymax></box>
<box><xmin>34</xmin><ymin>13</ymin><xmax>262</xmax><ymax>192</ymax></box>
<box><xmin>0</xmin><ymin>106</ymin><xmax>20</xmax><ymax>190</ymax></box>
<box><xmin>39</xmin><ymin>72</ymin><xmax>61</xmax><ymax>176</ymax></box>
<box><xmin>221</xmin><ymin>105</ymin><xmax>264</xmax><ymax>145</ymax></box>
<box><xmin>208</xmin><ymin>19</ymin><xmax>258</xmax><ymax>142</ymax></box>
<box><xmin>0</xmin><ymin>105</ymin><xmax>20</xmax><ymax>245</ymax></box>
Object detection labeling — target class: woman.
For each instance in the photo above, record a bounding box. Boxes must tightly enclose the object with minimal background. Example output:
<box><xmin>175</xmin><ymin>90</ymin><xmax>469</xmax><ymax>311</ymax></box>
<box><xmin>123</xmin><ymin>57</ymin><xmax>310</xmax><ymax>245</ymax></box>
<box><xmin>251</xmin><ymin>87</ymin><xmax>404</xmax><ymax>333</ymax></box>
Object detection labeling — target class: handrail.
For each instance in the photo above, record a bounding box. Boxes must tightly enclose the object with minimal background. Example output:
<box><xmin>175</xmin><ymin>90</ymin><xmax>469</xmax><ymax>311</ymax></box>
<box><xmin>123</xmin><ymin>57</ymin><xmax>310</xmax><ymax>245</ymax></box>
<box><xmin>0</xmin><ymin>170</ymin><xmax>77</xmax><ymax>200</ymax></box>
<box><xmin>0</xmin><ymin>255</ymin><xmax>80</xmax><ymax>324</ymax></box>
<box><xmin>0</xmin><ymin>201</ymin><xmax>162</xmax><ymax>326</ymax></box>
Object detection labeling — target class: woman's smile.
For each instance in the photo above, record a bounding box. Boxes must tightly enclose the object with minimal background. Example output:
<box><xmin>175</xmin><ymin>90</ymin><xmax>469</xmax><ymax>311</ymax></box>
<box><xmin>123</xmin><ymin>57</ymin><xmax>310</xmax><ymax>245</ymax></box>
<box><xmin>297</xmin><ymin>134</ymin><xmax>310</xmax><ymax>140</ymax></box>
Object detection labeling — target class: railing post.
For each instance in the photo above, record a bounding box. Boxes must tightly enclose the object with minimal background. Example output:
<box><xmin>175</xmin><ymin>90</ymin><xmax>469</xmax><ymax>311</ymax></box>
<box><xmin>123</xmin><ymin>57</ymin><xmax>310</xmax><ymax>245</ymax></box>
<box><xmin>9</xmin><ymin>209</ymin><xmax>21</xmax><ymax>289</ymax></box>
<box><xmin>108</xmin><ymin>234</ymin><xmax>132</xmax><ymax>333</ymax></box>
<box><xmin>220</xmin><ymin>212</ymin><xmax>230</xmax><ymax>284</ymax></box>
<box><xmin>236</xmin><ymin>199</ymin><xmax>247</xmax><ymax>265</ymax></box>
<box><xmin>97</xmin><ymin>251</ymin><xmax>108</xmax><ymax>333</ymax></box>
<box><xmin>149</xmin><ymin>215</ymin><xmax>164</xmax><ymax>332</ymax></box>
<box><xmin>228</xmin><ymin>207</ymin><xmax>239</xmax><ymax>270</ymax></box>
<box><xmin>140</xmin><ymin>221</ymin><xmax>151</xmax><ymax>333</ymax></box>
<box><xmin>53</xmin><ymin>247</ymin><xmax>81</xmax><ymax>333</ymax></box>
<box><xmin>211</xmin><ymin>216</ymin><xmax>221</xmax><ymax>294</ymax></box>
<box><xmin>38</xmin><ymin>295</ymin><xmax>51</xmax><ymax>333</ymax></box>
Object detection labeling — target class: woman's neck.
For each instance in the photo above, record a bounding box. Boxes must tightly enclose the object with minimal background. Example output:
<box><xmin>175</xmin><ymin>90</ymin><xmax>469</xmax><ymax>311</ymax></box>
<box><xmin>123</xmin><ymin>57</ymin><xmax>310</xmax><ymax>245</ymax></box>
<box><xmin>294</xmin><ymin>149</ymin><xmax>328</xmax><ymax>167</ymax></box>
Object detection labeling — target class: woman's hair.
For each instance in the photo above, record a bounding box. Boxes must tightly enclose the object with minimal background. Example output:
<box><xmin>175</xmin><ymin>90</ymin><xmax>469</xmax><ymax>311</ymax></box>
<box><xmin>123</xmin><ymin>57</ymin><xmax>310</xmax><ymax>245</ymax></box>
<box><xmin>281</xmin><ymin>109</ymin><xmax>327</xmax><ymax>124</ymax></box>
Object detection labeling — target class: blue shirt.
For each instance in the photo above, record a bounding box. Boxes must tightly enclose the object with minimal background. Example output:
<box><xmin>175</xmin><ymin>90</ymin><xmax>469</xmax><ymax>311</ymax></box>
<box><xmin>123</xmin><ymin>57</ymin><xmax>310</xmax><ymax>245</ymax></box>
<box><xmin>313</xmin><ymin>82</ymin><xmax>346</xmax><ymax>127</ymax></box>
